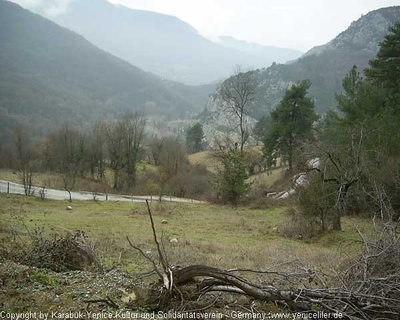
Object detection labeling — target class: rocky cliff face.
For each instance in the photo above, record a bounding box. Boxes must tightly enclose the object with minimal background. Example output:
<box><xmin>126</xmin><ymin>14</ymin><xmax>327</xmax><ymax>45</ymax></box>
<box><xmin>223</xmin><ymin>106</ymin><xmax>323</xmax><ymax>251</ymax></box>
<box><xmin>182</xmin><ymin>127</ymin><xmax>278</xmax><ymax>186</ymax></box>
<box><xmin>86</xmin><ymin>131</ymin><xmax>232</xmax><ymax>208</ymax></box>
<box><xmin>305</xmin><ymin>7</ymin><xmax>400</xmax><ymax>57</ymax></box>
<box><xmin>202</xmin><ymin>6</ymin><xmax>400</xmax><ymax>145</ymax></box>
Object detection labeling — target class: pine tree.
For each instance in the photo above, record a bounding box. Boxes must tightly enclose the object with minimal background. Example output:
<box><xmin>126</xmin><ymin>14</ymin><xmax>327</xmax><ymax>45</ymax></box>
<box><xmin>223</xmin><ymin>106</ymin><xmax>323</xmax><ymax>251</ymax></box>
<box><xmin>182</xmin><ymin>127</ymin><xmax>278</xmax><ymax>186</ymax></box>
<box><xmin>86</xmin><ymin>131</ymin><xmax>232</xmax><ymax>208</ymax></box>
<box><xmin>335</xmin><ymin>65</ymin><xmax>385</xmax><ymax>124</ymax></box>
<box><xmin>365</xmin><ymin>22</ymin><xmax>400</xmax><ymax>105</ymax></box>
<box><xmin>185</xmin><ymin>122</ymin><xmax>205</xmax><ymax>154</ymax></box>
<box><xmin>263</xmin><ymin>80</ymin><xmax>319</xmax><ymax>173</ymax></box>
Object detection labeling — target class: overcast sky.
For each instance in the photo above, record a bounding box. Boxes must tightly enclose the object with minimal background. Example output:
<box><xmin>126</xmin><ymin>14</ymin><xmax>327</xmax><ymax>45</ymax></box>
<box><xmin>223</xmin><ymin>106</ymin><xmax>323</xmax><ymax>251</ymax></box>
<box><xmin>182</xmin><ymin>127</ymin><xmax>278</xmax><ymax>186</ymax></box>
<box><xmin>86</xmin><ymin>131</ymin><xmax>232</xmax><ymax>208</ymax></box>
<box><xmin>11</xmin><ymin>0</ymin><xmax>400</xmax><ymax>51</ymax></box>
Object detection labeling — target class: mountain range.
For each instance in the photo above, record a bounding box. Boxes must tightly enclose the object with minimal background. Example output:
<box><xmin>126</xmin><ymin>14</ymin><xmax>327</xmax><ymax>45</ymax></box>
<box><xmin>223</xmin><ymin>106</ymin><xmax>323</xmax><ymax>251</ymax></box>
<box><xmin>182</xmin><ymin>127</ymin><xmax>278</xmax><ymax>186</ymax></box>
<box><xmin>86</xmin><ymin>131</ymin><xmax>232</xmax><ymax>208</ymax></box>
<box><xmin>35</xmin><ymin>0</ymin><xmax>303</xmax><ymax>85</ymax></box>
<box><xmin>0</xmin><ymin>0</ymin><xmax>215</xmax><ymax>142</ymax></box>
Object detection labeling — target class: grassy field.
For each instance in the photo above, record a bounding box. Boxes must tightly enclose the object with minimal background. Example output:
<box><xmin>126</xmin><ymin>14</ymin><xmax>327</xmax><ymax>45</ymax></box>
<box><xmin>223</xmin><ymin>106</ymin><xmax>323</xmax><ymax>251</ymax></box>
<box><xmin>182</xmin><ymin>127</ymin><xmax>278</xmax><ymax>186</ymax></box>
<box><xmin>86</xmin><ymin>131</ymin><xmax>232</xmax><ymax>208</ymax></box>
<box><xmin>0</xmin><ymin>161</ymin><xmax>158</xmax><ymax>194</ymax></box>
<box><xmin>248</xmin><ymin>167</ymin><xmax>283</xmax><ymax>189</ymax></box>
<box><xmin>0</xmin><ymin>194</ymin><xmax>369</xmax><ymax>275</ymax></box>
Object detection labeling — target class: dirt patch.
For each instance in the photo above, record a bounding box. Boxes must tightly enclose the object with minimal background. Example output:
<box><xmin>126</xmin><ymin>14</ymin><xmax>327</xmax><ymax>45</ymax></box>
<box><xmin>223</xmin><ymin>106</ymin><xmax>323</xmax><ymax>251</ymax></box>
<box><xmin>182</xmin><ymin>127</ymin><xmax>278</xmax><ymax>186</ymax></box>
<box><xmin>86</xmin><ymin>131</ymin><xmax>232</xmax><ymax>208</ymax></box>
<box><xmin>0</xmin><ymin>260</ymin><xmax>149</xmax><ymax>314</ymax></box>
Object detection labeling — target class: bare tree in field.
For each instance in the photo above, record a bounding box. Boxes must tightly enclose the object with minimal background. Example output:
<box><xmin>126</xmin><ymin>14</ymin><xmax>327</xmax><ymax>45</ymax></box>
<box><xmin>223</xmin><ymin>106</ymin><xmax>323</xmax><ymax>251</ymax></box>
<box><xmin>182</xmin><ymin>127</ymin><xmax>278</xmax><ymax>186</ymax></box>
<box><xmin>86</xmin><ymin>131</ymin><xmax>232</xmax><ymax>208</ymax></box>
<box><xmin>105</xmin><ymin>121</ymin><xmax>125</xmax><ymax>190</ymax></box>
<box><xmin>218</xmin><ymin>66</ymin><xmax>258</xmax><ymax>154</ymax></box>
<box><xmin>51</xmin><ymin>126</ymin><xmax>86</xmax><ymax>202</ymax></box>
<box><xmin>121</xmin><ymin>113</ymin><xmax>146</xmax><ymax>188</ymax></box>
<box><xmin>11</xmin><ymin>124</ymin><xmax>35</xmax><ymax>196</ymax></box>
<box><xmin>105</xmin><ymin>112</ymin><xmax>146</xmax><ymax>190</ymax></box>
<box><xmin>87</xmin><ymin>122</ymin><xmax>107</xmax><ymax>181</ymax></box>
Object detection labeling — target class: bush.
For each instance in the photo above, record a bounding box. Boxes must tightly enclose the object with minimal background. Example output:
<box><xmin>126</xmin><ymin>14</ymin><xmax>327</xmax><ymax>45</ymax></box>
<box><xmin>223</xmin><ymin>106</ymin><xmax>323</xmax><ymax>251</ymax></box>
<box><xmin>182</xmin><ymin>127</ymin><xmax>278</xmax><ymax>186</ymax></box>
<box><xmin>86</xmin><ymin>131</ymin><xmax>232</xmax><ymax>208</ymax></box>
<box><xmin>297</xmin><ymin>172</ymin><xmax>337</xmax><ymax>233</ymax></box>
<box><xmin>167</xmin><ymin>164</ymin><xmax>211</xmax><ymax>199</ymax></box>
<box><xmin>213</xmin><ymin>149</ymin><xmax>250</xmax><ymax>205</ymax></box>
<box><xmin>280</xmin><ymin>208</ymin><xmax>322</xmax><ymax>239</ymax></box>
<box><xmin>19</xmin><ymin>230</ymin><xmax>99</xmax><ymax>272</ymax></box>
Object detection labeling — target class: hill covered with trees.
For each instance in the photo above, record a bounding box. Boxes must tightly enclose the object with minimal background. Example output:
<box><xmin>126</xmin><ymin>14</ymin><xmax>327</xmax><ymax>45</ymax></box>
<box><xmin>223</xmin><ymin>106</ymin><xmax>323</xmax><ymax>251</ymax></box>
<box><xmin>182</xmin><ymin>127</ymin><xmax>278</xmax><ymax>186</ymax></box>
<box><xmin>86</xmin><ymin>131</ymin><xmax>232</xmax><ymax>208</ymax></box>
<box><xmin>0</xmin><ymin>0</ymin><xmax>213</xmax><ymax>142</ymax></box>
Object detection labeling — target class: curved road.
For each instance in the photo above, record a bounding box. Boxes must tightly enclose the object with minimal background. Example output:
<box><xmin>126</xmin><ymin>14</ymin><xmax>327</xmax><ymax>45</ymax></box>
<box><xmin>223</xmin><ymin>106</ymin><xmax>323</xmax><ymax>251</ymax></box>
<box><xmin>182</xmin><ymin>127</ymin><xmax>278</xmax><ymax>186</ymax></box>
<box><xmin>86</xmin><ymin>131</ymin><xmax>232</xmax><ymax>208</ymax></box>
<box><xmin>0</xmin><ymin>180</ymin><xmax>204</xmax><ymax>204</ymax></box>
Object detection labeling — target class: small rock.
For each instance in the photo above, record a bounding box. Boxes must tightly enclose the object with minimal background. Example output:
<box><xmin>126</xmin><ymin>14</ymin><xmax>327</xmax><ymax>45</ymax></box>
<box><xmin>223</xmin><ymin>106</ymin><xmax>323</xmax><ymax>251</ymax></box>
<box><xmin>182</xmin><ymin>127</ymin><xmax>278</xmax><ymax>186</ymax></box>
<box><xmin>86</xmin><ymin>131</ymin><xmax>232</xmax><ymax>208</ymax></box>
<box><xmin>66</xmin><ymin>206</ymin><xmax>73</xmax><ymax>211</ymax></box>
<box><xmin>53</xmin><ymin>295</ymin><xmax>60</xmax><ymax>304</ymax></box>
<box><xmin>145</xmin><ymin>250</ymin><xmax>152</xmax><ymax>256</ymax></box>
<box><xmin>161</xmin><ymin>219</ymin><xmax>168</xmax><ymax>224</ymax></box>
<box><xmin>169</xmin><ymin>238</ymin><xmax>179</xmax><ymax>245</ymax></box>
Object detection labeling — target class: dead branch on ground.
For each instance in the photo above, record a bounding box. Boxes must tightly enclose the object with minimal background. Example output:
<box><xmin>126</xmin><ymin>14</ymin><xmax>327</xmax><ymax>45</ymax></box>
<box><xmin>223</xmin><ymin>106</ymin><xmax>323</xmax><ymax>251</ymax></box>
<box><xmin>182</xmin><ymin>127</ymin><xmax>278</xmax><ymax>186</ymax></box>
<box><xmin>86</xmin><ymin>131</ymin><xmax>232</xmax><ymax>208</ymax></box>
<box><xmin>127</xmin><ymin>202</ymin><xmax>400</xmax><ymax>319</ymax></box>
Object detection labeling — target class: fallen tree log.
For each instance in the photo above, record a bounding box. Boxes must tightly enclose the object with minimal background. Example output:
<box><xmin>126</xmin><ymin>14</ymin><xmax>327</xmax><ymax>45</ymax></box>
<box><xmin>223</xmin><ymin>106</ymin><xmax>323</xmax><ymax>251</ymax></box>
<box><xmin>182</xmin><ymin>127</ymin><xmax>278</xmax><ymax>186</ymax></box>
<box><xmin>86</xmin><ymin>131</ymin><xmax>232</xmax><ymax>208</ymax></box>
<box><xmin>169</xmin><ymin>265</ymin><xmax>398</xmax><ymax>319</ymax></box>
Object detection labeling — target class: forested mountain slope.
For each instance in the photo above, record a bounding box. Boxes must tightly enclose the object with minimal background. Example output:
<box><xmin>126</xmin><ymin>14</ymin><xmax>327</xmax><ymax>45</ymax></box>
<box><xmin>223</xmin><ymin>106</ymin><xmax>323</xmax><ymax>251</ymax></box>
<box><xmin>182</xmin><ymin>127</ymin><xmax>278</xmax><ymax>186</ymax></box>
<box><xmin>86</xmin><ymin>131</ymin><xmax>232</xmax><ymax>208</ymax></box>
<box><xmin>0</xmin><ymin>0</ymin><xmax>213</xmax><ymax>142</ymax></box>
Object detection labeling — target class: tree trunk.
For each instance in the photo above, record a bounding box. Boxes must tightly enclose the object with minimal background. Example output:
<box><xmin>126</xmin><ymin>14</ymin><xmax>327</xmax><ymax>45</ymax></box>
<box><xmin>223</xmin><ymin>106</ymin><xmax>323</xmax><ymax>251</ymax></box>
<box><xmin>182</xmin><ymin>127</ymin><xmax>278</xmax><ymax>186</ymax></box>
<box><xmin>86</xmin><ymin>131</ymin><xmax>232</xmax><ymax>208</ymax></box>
<box><xmin>288</xmin><ymin>133</ymin><xmax>293</xmax><ymax>173</ymax></box>
<box><xmin>239</xmin><ymin>114</ymin><xmax>244</xmax><ymax>154</ymax></box>
<box><xmin>332</xmin><ymin>210</ymin><xmax>341</xmax><ymax>231</ymax></box>
<box><xmin>113</xmin><ymin>168</ymin><xmax>119</xmax><ymax>189</ymax></box>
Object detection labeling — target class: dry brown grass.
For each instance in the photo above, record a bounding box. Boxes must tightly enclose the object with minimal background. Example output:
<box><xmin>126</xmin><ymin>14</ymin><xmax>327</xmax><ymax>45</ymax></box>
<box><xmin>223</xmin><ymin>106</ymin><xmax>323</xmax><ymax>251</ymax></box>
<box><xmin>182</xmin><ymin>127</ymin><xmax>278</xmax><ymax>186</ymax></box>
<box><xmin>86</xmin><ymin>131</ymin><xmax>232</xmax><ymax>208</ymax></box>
<box><xmin>247</xmin><ymin>167</ymin><xmax>283</xmax><ymax>189</ymax></box>
<box><xmin>0</xmin><ymin>194</ymin><xmax>366</xmax><ymax>277</ymax></box>
<box><xmin>188</xmin><ymin>150</ymin><xmax>221</xmax><ymax>172</ymax></box>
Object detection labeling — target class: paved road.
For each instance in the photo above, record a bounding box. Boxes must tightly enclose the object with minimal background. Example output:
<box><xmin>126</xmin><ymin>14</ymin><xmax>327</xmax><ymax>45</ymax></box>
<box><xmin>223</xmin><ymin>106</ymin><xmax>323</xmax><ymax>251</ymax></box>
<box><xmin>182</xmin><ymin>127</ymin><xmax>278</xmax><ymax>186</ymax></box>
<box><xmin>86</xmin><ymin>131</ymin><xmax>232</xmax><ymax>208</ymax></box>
<box><xmin>0</xmin><ymin>180</ymin><xmax>204</xmax><ymax>204</ymax></box>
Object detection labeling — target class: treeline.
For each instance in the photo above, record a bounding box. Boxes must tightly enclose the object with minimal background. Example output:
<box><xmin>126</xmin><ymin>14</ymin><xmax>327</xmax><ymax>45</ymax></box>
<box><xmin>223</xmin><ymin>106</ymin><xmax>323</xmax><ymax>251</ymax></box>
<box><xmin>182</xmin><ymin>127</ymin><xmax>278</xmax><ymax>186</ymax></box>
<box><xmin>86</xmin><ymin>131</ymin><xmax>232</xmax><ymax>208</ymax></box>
<box><xmin>0</xmin><ymin>113</ymin><xmax>211</xmax><ymax>200</ymax></box>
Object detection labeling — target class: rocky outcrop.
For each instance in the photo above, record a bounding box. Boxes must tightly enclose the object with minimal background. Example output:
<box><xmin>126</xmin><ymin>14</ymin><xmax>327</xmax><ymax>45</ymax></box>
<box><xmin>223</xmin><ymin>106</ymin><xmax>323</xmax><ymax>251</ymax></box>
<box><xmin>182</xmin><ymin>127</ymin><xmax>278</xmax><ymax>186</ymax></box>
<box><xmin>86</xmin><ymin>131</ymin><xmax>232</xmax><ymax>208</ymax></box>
<box><xmin>304</xmin><ymin>7</ymin><xmax>400</xmax><ymax>56</ymax></box>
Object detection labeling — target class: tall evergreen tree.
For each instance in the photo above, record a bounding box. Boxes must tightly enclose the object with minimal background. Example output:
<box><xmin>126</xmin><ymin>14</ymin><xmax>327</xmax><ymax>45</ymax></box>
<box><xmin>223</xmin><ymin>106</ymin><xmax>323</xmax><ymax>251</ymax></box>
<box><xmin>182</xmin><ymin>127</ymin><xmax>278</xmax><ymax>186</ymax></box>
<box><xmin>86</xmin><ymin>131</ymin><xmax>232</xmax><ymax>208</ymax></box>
<box><xmin>186</xmin><ymin>122</ymin><xmax>205</xmax><ymax>154</ymax></box>
<box><xmin>365</xmin><ymin>22</ymin><xmax>400</xmax><ymax>105</ymax></box>
<box><xmin>335</xmin><ymin>66</ymin><xmax>386</xmax><ymax>125</ymax></box>
<box><xmin>263</xmin><ymin>80</ymin><xmax>319</xmax><ymax>173</ymax></box>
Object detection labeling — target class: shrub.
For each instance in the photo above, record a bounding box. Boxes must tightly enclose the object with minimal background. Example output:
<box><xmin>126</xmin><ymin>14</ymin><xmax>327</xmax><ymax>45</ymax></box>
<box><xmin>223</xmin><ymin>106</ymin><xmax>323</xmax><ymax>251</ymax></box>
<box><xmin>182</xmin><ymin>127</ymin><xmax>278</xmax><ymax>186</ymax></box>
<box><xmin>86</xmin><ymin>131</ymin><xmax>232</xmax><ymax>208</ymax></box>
<box><xmin>297</xmin><ymin>172</ymin><xmax>337</xmax><ymax>233</ymax></box>
<box><xmin>280</xmin><ymin>208</ymin><xmax>322</xmax><ymax>239</ymax></box>
<box><xmin>19</xmin><ymin>230</ymin><xmax>99</xmax><ymax>272</ymax></box>
<box><xmin>213</xmin><ymin>149</ymin><xmax>250</xmax><ymax>205</ymax></box>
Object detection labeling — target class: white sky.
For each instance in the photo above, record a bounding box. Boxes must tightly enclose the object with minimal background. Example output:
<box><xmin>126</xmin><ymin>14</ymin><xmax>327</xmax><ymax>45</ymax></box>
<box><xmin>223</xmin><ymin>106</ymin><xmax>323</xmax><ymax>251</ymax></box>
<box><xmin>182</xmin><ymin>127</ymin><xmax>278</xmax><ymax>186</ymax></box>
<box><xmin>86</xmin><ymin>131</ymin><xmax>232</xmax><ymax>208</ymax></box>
<box><xmin>11</xmin><ymin>0</ymin><xmax>400</xmax><ymax>51</ymax></box>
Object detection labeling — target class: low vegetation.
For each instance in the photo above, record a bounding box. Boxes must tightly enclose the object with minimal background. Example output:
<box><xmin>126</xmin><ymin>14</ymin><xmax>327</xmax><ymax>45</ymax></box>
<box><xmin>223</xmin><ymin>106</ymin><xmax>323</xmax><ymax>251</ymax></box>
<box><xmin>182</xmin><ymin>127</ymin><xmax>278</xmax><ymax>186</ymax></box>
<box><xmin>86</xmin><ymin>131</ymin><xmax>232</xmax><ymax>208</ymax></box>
<box><xmin>0</xmin><ymin>194</ymin><xmax>372</xmax><ymax>312</ymax></box>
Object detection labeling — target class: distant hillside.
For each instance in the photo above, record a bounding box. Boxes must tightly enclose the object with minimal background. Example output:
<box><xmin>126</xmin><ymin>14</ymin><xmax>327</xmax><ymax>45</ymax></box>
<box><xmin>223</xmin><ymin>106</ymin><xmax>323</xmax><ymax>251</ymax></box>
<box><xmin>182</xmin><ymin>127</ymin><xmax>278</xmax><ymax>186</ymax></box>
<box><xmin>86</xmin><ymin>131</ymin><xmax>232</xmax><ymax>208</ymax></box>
<box><xmin>0</xmin><ymin>0</ymin><xmax>213</xmax><ymax>142</ymax></box>
<box><xmin>31</xmin><ymin>0</ymin><xmax>303</xmax><ymax>85</ymax></box>
<box><xmin>217</xmin><ymin>36</ymin><xmax>303</xmax><ymax>66</ymax></box>
<box><xmin>207</xmin><ymin>6</ymin><xmax>400</xmax><ymax>121</ymax></box>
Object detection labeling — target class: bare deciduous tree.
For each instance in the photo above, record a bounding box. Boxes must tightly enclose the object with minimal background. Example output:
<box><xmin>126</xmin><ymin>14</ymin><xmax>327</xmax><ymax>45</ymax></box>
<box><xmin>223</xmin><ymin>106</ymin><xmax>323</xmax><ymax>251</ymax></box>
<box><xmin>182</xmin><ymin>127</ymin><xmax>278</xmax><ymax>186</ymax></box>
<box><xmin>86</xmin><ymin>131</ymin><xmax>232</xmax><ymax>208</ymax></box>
<box><xmin>105</xmin><ymin>113</ymin><xmax>146</xmax><ymax>190</ymax></box>
<box><xmin>11</xmin><ymin>124</ymin><xmax>35</xmax><ymax>196</ymax></box>
<box><xmin>321</xmin><ymin>128</ymin><xmax>364</xmax><ymax>230</ymax></box>
<box><xmin>50</xmin><ymin>126</ymin><xmax>86</xmax><ymax>202</ymax></box>
<box><xmin>218</xmin><ymin>66</ymin><xmax>258</xmax><ymax>154</ymax></box>
<box><xmin>121</xmin><ymin>113</ymin><xmax>146</xmax><ymax>188</ymax></box>
<box><xmin>87</xmin><ymin>122</ymin><xmax>107</xmax><ymax>181</ymax></box>
<box><xmin>105</xmin><ymin>121</ymin><xmax>125</xmax><ymax>190</ymax></box>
